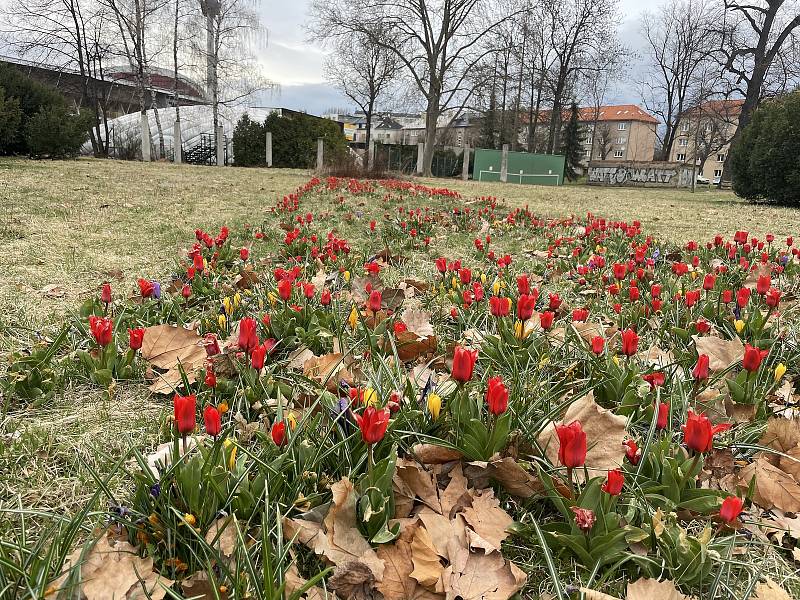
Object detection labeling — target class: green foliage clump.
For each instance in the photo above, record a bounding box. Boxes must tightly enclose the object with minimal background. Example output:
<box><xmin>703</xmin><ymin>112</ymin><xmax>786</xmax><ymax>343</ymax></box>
<box><xmin>0</xmin><ymin>63</ymin><xmax>89</xmax><ymax>158</ymax></box>
<box><xmin>232</xmin><ymin>111</ymin><xmax>348</xmax><ymax>168</ymax></box>
<box><xmin>561</xmin><ymin>101</ymin><xmax>584</xmax><ymax>182</ymax></box>
<box><xmin>731</xmin><ymin>91</ymin><xmax>800</xmax><ymax>205</ymax></box>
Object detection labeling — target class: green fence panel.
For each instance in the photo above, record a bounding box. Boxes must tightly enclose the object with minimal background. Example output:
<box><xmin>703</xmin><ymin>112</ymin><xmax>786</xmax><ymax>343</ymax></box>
<box><xmin>473</xmin><ymin>149</ymin><xmax>565</xmax><ymax>186</ymax></box>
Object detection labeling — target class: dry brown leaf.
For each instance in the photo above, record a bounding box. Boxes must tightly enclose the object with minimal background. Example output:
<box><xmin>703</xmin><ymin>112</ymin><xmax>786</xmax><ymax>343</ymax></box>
<box><xmin>538</xmin><ymin>392</ymin><xmax>628</xmax><ymax>479</ymax></box>
<box><xmin>412</xmin><ymin>444</ymin><xmax>464</xmax><ymax>465</ymax></box>
<box><xmin>205</xmin><ymin>516</ymin><xmax>238</xmax><ymax>558</ymax></box>
<box><xmin>692</xmin><ymin>335</ymin><xmax>745</xmax><ymax>371</ymax></box>
<box><xmin>284</xmin><ymin>478</ymin><xmax>384</xmax><ymax>581</ymax></box>
<box><xmin>148</xmin><ymin>368</ymin><xmax>196</xmax><ymax>395</ymax></box>
<box><xmin>303</xmin><ymin>353</ymin><xmax>353</xmax><ymax>392</ymax></box>
<box><xmin>53</xmin><ymin>534</ymin><xmax>172</xmax><ymax>600</ymax></box>
<box><xmin>396</xmin><ymin>459</ymin><xmax>442</xmax><ymax>514</ymax></box>
<box><xmin>141</xmin><ymin>324</ymin><xmax>206</xmax><ymax>371</ymax></box>
<box><xmin>461</xmin><ymin>488</ymin><xmax>513</xmax><ymax>553</ymax></box>
<box><xmin>396</xmin><ymin>330</ymin><xmax>438</xmax><ymax>362</ymax></box>
<box><xmin>759</xmin><ymin>417</ymin><xmax>800</xmax><ymax>454</ymax></box>
<box><xmin>287</xmin><ymin>346</ymin><xmax>316</xmax><ymax>370</ymax></box>
<box><xmin>579</xmin><ymin>589</ymin><xmax>621</xmax><ymax>600</ymax></box>
<box><xmin>328</xmin><ymin>562</ymin><xmax>374</xmax><ymax>599</ymax></box>
<box><xmin>410</xmin><ymin>524</ymin><xmax>443</xmax><ymax>589</ymax></box>
<box><xmin>751</xmin><ymin>578</ymin><xmax>794</xmax><ymax>600</ymax></box>
<box><xmin>636</xmin><ymin>345</ymin><xmax>675</xmax><ymax>369</ymax></box>
<box><xmin>443</xmin><ymin>545</ymin><xmax>526</xmax><ymax>600</ymax></box>
<box><xmin>283</xmin><ymin>566</ymin><xmax>335</xmax><ymax>600</ymax></box>
<box><xmin>439</xmin><ymin>463</ymin><xmax>470</xmax><ymax>518</ymax></box>
<box><xmin>488</xmin><ymin>457</ymin><xmax>544</xmax><ymax>498</ymax></box>
<box><xmin>738</xmin><ymin>456</ymin><xmax>800</xmax><ymax>512</ymax></box>
<box><xmin>181</xmin><ymin>571</ymin><xmax>229</xmax><ymax>600</ymax></box>
<box><xmin>40</xmin><ymin>284</ymin><xmax>66</xmax><ymax>298</ymax></box>
<box><xmin>626</xmin><ymin>578</ymin><xmax>687</xmax><ymax>600</ymax></box>
<box><xmin>377</xmin><ymin>522</ymin><xmax>444</xmax><ymax>600</ymax></box>
<box><xmin>779</xmin><ymin>445</ymin><xmax>800</xmax><ymax>480</ymax></box>
<box><xmin>417</xmin><ymin>510</ymin><xmax>468</xmax><ymax>562</ymax></box>
<box><xmin>403</xmin><ymin>309</ymin><xmax>435</xmax><ymax>338</ymax></box>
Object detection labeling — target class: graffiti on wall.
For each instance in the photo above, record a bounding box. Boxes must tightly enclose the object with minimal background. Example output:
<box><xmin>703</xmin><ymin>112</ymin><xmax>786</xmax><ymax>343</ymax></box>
<box><xmin>587</xmin><ymin>163</ymin><xmax>694</xmax><ymax>187</ymax></box>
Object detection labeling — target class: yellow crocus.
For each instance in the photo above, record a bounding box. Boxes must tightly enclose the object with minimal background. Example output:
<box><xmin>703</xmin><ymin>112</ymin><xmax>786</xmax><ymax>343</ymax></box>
<box><xmin>427</xmin><ymin>393</ymin><xmax>442</xmax><ymax>420</ymax></box>
<box><xmin>612</xmin><ymin>355</ymin><xmax>620</xmax><ymax>366</ymax></box>
<box><xmin>348</xmin><ymin>305</ymin><xmax>359</xmax><ymax>329</ymax></box>
<box><xmin>233</xmin><ymin>292</ymin><xmax>241</xmax><ymax>308</ymax></box>
<box><xmin>492</xmin><ymin>279</ymin><xmax>501</xmax><ymax>295</ymax></box>
<box><xmin>218</xmin><ymin>402</ymin><xmax>229</xmax><ymax>415</ymax></box>
<box><xmin>363</xmin><ymin>387</ymin><xmax>378</xmax><ymax>407</ymax></box>
<box><xmin>775</xmin><ymin>363</ymin><xmax>787</xmax><ymax>381</ymax></box>
<box><xmin>287</xmin><ymin>412</ymin><xmax>298</xmax><ymax>430</ymax></box>
<box><xmin>218</xmin><ymin>313</ymin><xmax>227</xmax><ymax>329</ymax></box>
<box><xmin>451</xmin><ymin>276</ymin><xmax>459</xmax><ymax>289</ymax></box>
<box><xmin>480</xmin><ymin>272</ymin><xmax>487</xmax><ymax>284</ymax></box>
<box><xmin>223</xmin><ymin>297</ymin><xmax>233</xmax><ymax>315</ymax></box>
<box><xmin>734</xmin><ymin>319</ymin><xmax>745</xmax><ymax>333</ymax></box>
<box><xmin>690</xmin><ymin>271</ymin><xmax>698</xmax><ymax>280</ymax></box>
<box><xmin>343</xmin><ymin>270</ymin><xmax>351</xmax><ymax>283</ymax></box>
<box><xmin>268</xmin><ymin>291</ymin><xmax>278</xmax><ymax>307</ymax></box>
<box><xmin>183</xmin><ymin>513</ymin><xmax>196</xmax><ymax>527</ymax></box>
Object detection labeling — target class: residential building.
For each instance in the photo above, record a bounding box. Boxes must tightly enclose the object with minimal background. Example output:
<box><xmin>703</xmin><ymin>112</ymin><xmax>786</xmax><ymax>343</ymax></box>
<box><xmin>668</xmin><ymin>99</ymin><xmax>743</xmax><ymax>181</ymax></box>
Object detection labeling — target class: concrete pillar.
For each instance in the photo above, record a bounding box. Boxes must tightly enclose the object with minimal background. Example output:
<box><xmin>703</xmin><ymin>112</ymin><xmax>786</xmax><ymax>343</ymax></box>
<box><xmin>140</xmin><ymin>112</ymin><xmax>151</xmax><ymax>162</ymax></box>
<box><xmin>216</xmin><ymin>125</ymin><xmax>225</xmax><ymax>166</ymax></box>
<box><xmin>367</xmin><ymin>139</ymin><xmax>375</xmax><ymax>171</ymax></box>
<box><xmin>316</xmin><ymin>138</ymin><xmax>324</xmax><ymax>170</ymax></box>
<box><xmin>500</xmin><ymin>144</ymin><xmax>509</xmax><ymax>183</ymax></box>
<box><xmin>461</xmin><ymin>146</ymin><xmax>470</xmax><ymax>181</ymax></box>
<box><xmin>265</xmin><ymin>131</ymin><xmax>273</xmax><ymax>167</ymax></box>
<box><xmin>416</xmin><ymin>142</ymin><xmax>424</xmax><ymax>175</ymax></box>
<box><xmin>173</xmin><ymin>121</ymin><xmax>182</xmax><ymax>164</ymax></box>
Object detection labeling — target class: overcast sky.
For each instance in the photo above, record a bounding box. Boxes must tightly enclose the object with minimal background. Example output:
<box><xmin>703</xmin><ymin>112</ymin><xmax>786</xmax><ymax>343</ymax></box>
<box><xmin>258</xmin><ymin>0</ymin><xmax>660</xmax><ymax>114</ymax></box>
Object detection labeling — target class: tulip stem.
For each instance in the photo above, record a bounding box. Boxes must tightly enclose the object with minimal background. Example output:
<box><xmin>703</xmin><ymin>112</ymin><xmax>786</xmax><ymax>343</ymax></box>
<box><xmin>680</xmin><ymin>452</ymin><xmax>702</xmax><ymax>491</ymax></box>
<box><xmin>368</xmin><ymin>444</ymin><xmax>374</xmax><ymax>478</ymax></box>
<box><xmin>565</xmin><ymin>467</ymin><xmax>575</xmax><ymax>499</ymax></box>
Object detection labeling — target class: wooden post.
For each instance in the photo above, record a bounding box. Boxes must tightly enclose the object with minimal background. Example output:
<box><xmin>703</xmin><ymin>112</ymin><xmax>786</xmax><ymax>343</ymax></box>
<box><xmin>416</xmin><ymin>142</ymin><xmax>424</xmax><ymax>175</ymax></box>
<box><xmin>316</xmin><ymin>138</ymin><xmax>324</xmax><ymax>170</ymax></box>
<box><xmin>500</xmin><ymin>144</ymin><xmax>509</xmax><ymax>183</ymax></box>
<box><xmin>265</xmin><ymin>131</ymin><xmax>273</xmax><ymax>167</ymax></box>
<box><xmin>140</xmin><ymin>112</ymin><xmax>151</xmax><ymax>162</ymax></box>
<box><xmin>461</xmin><ymin>146</ymin><xmax>470</xmax><ymax>181</ymax></box>
<box><xmin>367</xmin><ymin>139</ymin><xmax>375</xmax><ymax>172</ymax></box>
<box><xmin>173</xmin><ymin>121</ymin><xmax>182</xmax><ymax>164</ymax></box>
<box><xmin>216</xmin><ymin>125</ymin><xmax>225</xmax><ymax>166</ymax></box>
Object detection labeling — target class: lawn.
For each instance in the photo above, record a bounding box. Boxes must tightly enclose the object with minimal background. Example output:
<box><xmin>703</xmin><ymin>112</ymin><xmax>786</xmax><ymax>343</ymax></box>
<box><xmin>1</xmin><ymin>157</ymin><xmax>800</xmax><ymax>599</ymax></box>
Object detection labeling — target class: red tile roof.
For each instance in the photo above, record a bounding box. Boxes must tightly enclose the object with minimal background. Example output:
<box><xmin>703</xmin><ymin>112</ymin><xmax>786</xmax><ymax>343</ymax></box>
<box><xmin>529</xmin><ymin>104</ymin><xmax>659</xmax><ymax>125</ymax></box>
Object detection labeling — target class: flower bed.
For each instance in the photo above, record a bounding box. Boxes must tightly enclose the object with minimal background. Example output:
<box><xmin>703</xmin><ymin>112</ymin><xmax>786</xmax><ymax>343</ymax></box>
<box><xmin>7</xmin><ymin>176</ymin><xmax>800</xmax><ymax>599</ymax></box>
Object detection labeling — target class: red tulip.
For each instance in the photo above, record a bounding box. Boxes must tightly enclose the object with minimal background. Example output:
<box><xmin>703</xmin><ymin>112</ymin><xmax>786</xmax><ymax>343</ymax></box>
<box><xmin>516</xmin><ymin>274</ymin><xmax>530</xmax><ymax>295</ymax></box>
<box><xmin>204</xmin><ymin>405</ymin><xmax>221</xmax><ymax>437</ymax></box>
<box><xmin>251</xmin><ymin>341</ymin><xmax>268</xmax><ymax>370</ymax></box>
<box><xmin>719</xmin><ymin>495</ymin><xmax>744</xmax><ymax>524</ymax></box>
<box><xmin>240</xmin><ymin>247</ymin><xmax>250</xmax><ymax>261</ymax></box>
<box><xmin>101</xmin><ymin>282</ymin><xmax>112</xmax><ymax>304</ymax></box>
<box><xmin>722</xmin><ymin>289</ymin><xmax>733</xmax><ymax>304</ymax></box>
<box><xmin>320</xmin><ymin>289</ymin><xmax>331</xmax><ymax>305</ymax></box>
<box><xmin>703</xmin><ymin>274</ymin><xmax>716</xmax><ymax>291</ymax></box>
<box><xmin>204</xmin><ymin>333</ymin><xmax>221</xmax><ymax>356</ymax></box>
<box><xmin>435</xmin><ymin>257</ymin><xmax>447</xmax><ymax>273</ymax></box>
<box><xmin>591</xmin><ymin>336</ymin><xmax>605</xmax><ymax>355</ymax></box>
<box><xmin>472</xmin><ymin>282</ymin><xmax>484</xmax><ymax>302</ymax></box>
<box><xmin>271</xmin><ymin>421</ymin><xmax>287</xmax><ymax>446</ymax></box>
<box><xmin>516</xmin><ymin>294</ymin><xmax>536</xmax><ymax>321</ymax></box>
<box><xmin>693</xmin><ymin>354</ymin><xmax>710</xmax><ymax>380</ymax></box>
<box><xmin>354</xmin><ymin>406</ymin><xmax>390</xmax><ymax>445</ymax></box>
<box><xmin>556</xmin><ymin>421</ymin><xmax>586</xmax><ymax>468</ymax></box>
<box><xmin>368</xmin><ymin>290</ymin><xmax>382</xmax><ymax>312</ymax></box>
<box><xmin>174</xmin><ymin>394</ymin><xmax>196</xmax><ymax>435</ymax></box>
<box><xmin>238</xmin><ymin>317</ymin><xmax>259</xmax><ymax>353</ymax></box>
<box><xmin>278</xmin><ymin>278</ymin><xmax>292</xmax><ymax>301</ymax></box>
<box><xmin>682</xmin><ymin>410</ymin><xmax>731</xmax><ymax>453</ymax></box>
<box><xmin>572</xmin><ymin>308</ymin><xmax>588</xmax><ymax>322</ymax></box>
<box><xmin>459</xmin><ymin>268</ymin><xmax>472</xmax><ymax>284</ymax></box>
<box><xmin>137</xmin><ymin>278</ymin><xmax>155</xmax><ymax>298</ymax></box>
<box><xmin>756</xmin><ymin>275</ymin><xmax>770</xmax><ymax>295</ymax></box>
<box><xmin>539</xmin><ymin>311</ymin><xmax>555</xmax><ymax>330</ymax></box>
<box><xmin>742</xmin><ymin>344</ymin><xmax>767</xmax><ymax>372</ymax></box>
<box><xmin>612</xmin><ymin>262</ymin><xmax>627</xmax><ymax>280</ymax></box>
<box><xmin>655</xmin><ymin>401</ymin><xmax>670</xmax><ymax>429</ymax></box>
<box><xmin>489</xmin><ymin>296</ymin><xmax>511</xmax><ymax>317</ymax></box>
<box><xmin>623</xmin><ymin>439</ymin><xmax>641</xmax><ymax>465</ymax></box>
<box><xmin>204</xmin><ymin>369</ymin><xmax>217</xmax><ymax>388</ymax></box>
<box><xmin>485</xmin><ymin>376</ymin><xmax>509</xmax><ymax>416</ymax></box>
<box><xmin>451</xmin><ymin>346</ymin><xmax>478</xmax><ymax>382</ymax></box>
<box><xmin>303</xmin><ymin>282</ymin><xmax>315</xmax><ymax>299</ymax></box>
<box><xmin>602</xmin><ymin>469</ymin><xmax>624</xmax><ymax>496</ymax></box>
<box><xmin>643</xmin><ymin>372</ymin><xmax>665</xmax><ymax>389</ymax></box>
<box><xmin>128</xmin><ymin>327</ymin><xmax>145</xmax><ymax>350</ymax></box>
<box><xmin>89</xmin><ymin>316</ymin><xmax>113</xmax><ymax>347</ymax></box>
<box><xmin>737</xmin><ymin>287</ymin><xmax>750</xmax><ymax>308</ymax></box>
<box><xmin>620</xmin><ymin>328</ymin><xmax>639</xmax><ymax>356</ymax></box>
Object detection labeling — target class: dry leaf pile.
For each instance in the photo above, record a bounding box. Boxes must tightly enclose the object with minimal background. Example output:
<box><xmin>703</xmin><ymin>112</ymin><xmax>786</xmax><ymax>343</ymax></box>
<box><xmin>284</xmin><ymin>456</ymin><xmax>527</xmax><ymax>600</ymax></box>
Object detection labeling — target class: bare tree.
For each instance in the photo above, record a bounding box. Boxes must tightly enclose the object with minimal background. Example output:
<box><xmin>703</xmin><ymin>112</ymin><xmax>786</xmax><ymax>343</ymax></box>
<box><xmin>324</xmin><ymin>29</ymin><xmax>400</xmax><ymax>169</ymax></box>
<box><xmin>541</xmin><ymin>0</ymin><xmax>619</xmax><ymax>153</ymax></box>
<box><xmin>2</xmin><ymin>0</ymin><xmax>113</xmax><ymax>156</ymax></box>
<box><xmin>717</xmin><ymin>0</ymin><xmax>800</xmax><ymax>181</ymax></box>
<box><xmin>638</xmin><ymin>0</ymin><xmax>719</xmax><ymax>161</ymax></box>
<box><xmin>310</xmin><ymin>0</ymin><xmax>513</xmax><ymax>176</ymax></box>
<box><xmin>594</xmin><ymin>121</ymin><xmax>613</xmax><ymax>159</ymax></box>
<box><xmin>581</xmin><ymin>45</ymin><xmax>628</xmax><ymax>161</ymax></box>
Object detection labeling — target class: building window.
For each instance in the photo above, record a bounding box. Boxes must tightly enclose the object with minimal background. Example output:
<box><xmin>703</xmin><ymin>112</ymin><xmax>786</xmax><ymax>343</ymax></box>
<box><xmin>616</xmin><ymin>136</ymin><xmax>626</xmax><ymax>144</ymax></box>
<box><xmin>614</xmin><ymin>149</ymin><xmax>624</xmax><ymax>158</ymax></box>
<box><xmin>585</xmin><ymin>136</ymin><xmax>592</xmax><ymax>144</ymax></box>
<box><xmin>681</xmin><ymin>122</ymin><xmax>690</xmax><ymax>132</ymax></box>
<box><xmin>678</xmin><ymin>138</ymin><xmax>688</xmax><ymax>146</ymax></box>
<box><xmin>677</xmin><ymin>153</ymin><xmax>686</xmax><ymax>161</ymax></box>
<box><xmin>618</xmin><ymin>123</ymin><xmax>626</xmax><ymax>131</ymax></box>
<box><xmin>717</xmin><ymin>153</ymin><xmax>725</xmax><ymax>162</ymax></box>
<box><xmin>584</xmin><ymin>149</ymin><xmax>590</xmax><ymax>157</ymax></box>
<box><xmin>714</xmin><ymin>169</ymin><xmax>723</xmax><ymax>177</ymax></box>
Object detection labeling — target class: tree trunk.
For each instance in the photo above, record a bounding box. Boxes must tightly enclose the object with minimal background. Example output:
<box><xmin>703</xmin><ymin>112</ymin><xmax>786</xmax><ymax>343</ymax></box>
<box><xmin>364</xmin><ymin>101</ymin><xmax>373</xmax><ymax>170</ymax></box>
<box><xmin>422</xmin><ymin>91</ymin><xmax>440</xmax><ymax>177</ymax></box>
<box><xmin>720</xmin><ymin>65</ymin><xmax>765</xmax><ymax>185</ymax></box>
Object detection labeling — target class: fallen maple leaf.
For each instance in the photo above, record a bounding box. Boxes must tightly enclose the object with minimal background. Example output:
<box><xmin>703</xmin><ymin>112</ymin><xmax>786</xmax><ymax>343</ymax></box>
<box><xmin>692</xmin><ymin>335</ymin><xmax>745</xmax><ymax>372</ymax></box>
<box><xmin>461</xmin><ymin>488</ymin><xmax>513</xmax><ymax>553</ymax></box>
<box><xmin>752</xmin><ymin>578</ymin><xmax>794</xmax><ymax>600</ymax></box>
<box><xmin>377</xmin><ymin>522</ymin><xmax>443</xmax><ymax>600</ymax></box>
<box><xmin>738</xmin><ymin>456</ymin><xmax>800</xmax><ymax>512</ymax></box>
